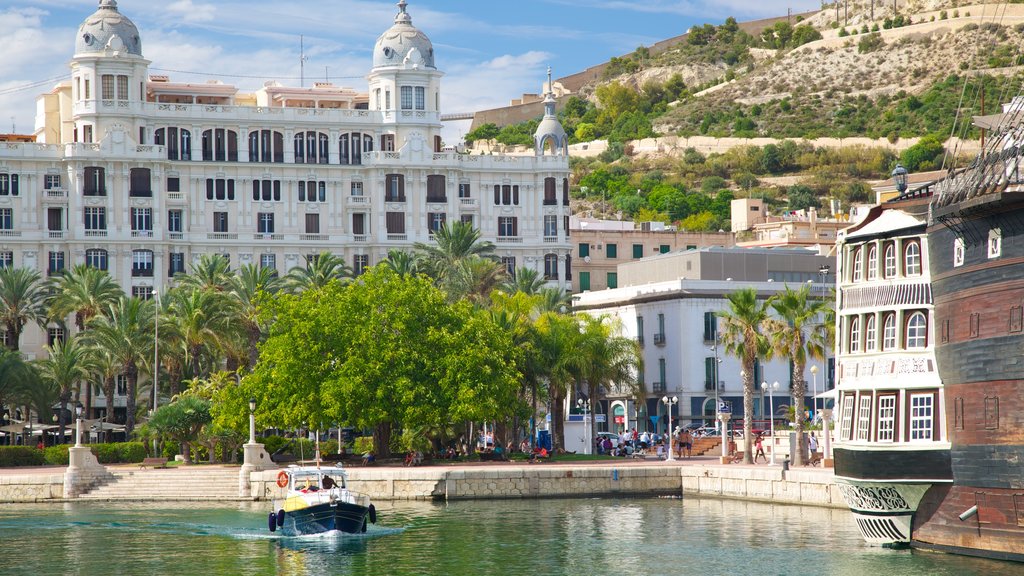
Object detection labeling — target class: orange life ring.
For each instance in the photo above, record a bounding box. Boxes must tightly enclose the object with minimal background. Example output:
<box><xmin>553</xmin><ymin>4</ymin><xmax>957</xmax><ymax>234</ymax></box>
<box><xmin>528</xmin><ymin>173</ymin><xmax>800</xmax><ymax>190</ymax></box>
<box><xmin>276</xmin><ymin>471</ymin><xmax>289</xmax><ymax>488</ymax></box>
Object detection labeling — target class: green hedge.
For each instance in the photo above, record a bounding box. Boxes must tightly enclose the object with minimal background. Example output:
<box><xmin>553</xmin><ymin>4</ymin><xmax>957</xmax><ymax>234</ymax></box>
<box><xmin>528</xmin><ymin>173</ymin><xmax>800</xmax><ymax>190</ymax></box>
<box><xmin>34</xmin><ymin>442</ymin><xmax>147</xmax><ymax>466</ymax></box>
<box><xmin>0</xmin><ymin>446</ymin><xmax>45</xmax><ymax>467</ymax></box>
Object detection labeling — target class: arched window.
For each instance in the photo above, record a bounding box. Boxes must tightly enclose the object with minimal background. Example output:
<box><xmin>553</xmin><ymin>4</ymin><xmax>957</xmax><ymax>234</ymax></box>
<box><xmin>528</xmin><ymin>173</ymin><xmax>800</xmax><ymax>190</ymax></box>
<box><xmin>906</xmin><ymin>312</ymin><xmax>927</xmax><ymax>348</ymax></box>
<box><xmin>866</xmin><ymin>245</ymin><xmax>878</xmax><ymax>281</ymax></box>
<box><xmin>293</xmin><ymin>131</ymin><xmax>329</xmax><ymax>164</ymax></box>
<box><xmin>852</xmin><ymin>248</ymin><xmax>863</xmax><ymax>282</ymax></box>
<box><xmin>202</xmin><ymin>129</ymin><xmax>238</xmax><ymax>162</ymax></box>
<box><xmin>544</xmin><ymin>253</ymin><xmax>559</xmax><ymax>280</ymax></box>
<box><xmin>905</xmin><ymin>241</ymin><xmax>922</xmax><ymax>276</ymax></box>
<box><xmin>882</xmin><ymin>313</ymin><xmax>897</xmax><ymax>351</ymax></box>
<box><xmin>883</xmin><ymin>242</ymin><xmax>897</xmax><ymax>278</ymax></box>
<box><xmin>864</xmin><ymin>315</ymin><xmax>877</xmax><ymax>352</ymax></box>
<box><xmin>849</xmin><ymin>317</ymin><xmax>861</xmax><ymax>353</ymax></box>
<box><xmin>248</xmin><ymin>130</ymin><xmax>283</xmax><ymax>163</ymax></box>
<box><xmin>85</xmin><ymin>248</ymin><xmax>108</xmax><ymax>271</ymax></box>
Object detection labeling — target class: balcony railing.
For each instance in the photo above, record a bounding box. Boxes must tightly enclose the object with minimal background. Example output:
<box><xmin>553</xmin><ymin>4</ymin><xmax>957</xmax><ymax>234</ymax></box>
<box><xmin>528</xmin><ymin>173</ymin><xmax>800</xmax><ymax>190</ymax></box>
<box><xmin>459</xmin><ymin>198</ymin><xmax>477</xmax><ymax>208</ymax></box>
<box><xmin>348</xmin><ymin>196</ymin><xmax>369</xmax><ymax>204</ymax></box>
<box><xmin>84</xmin><ymin>230</ymin><xmax>108</xmax><ymax>238</ymax></box>
<box><xmin>48</xmin><ymin>231</ymin><xmax>65</xmax><ymax>239</ymax></box>
<box><xmin>654</xmin><ymin>333</ymin><xmax>666</xmax><ymax>346</ymax></box>
<box><xmin>208</xmin><ymin>232</ymin><xmax>238</xmax><ymax>240</ymax></box>
<box><xmin>131</xmin><ymin>230</ymin><xmax>153</xmax><ymax>239</ymax></box>
<box><xmin>0</xmin><ymin>230</ymin><xmax>21</xmax><ymax>238</ymax></box>
<box><xmin>168</xmin><ymin>232</ymin><xmax>184</xmax><ymax>240</ymax></box>
<box><xmin>44</xmin><ymin>189</ymin><xmax>67</xmax><ymax>198</ymax></box>
<box><xmin>496</xmin><ymin>237</ymin><xmax>523</xmax><ymax>244</ymax></box>
<box><xmin>387</xmin><ymin>234</ymin><xmax>408</xmax><ymax>241</ymax></box>
<box><xmin>300</xmin><ymin>234</ymin><xmax>329</xmax><ymax>241</ymax></box>
<box><xmin>253</xmin><ymin>233</ymin><xmax>283</xmax><ymax>240</ymax></box>
<box><xmin>167</xmin><ymin>192</ymin><xmax>185</xmax><ymax>202</ymax></box>
<box><xmin>353</xmin><ymin>234</ymin><xmax>368</xmax><ymax>242</ymax></box>
<box><xmin>544</xmin><ymin>236</ymin><xmax>559</xmax><ymax>243</ymax></box>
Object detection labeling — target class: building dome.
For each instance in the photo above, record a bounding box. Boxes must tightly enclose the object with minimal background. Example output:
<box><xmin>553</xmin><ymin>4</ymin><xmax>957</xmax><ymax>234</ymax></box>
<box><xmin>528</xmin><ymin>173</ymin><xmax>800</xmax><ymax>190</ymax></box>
<box><xmin>75</xmin><ymin>0</ymin><xmax>143</xmax><ymax>57</ymax></box>
<box><xmin>373</xmin><ymin>1</ymin><xmax>434</xmax><ymax>69</ymax></box>
<box><xmin>535</xmin><ymin>69</ymin><xmax>568</xmax><ymax>156</ymax></box>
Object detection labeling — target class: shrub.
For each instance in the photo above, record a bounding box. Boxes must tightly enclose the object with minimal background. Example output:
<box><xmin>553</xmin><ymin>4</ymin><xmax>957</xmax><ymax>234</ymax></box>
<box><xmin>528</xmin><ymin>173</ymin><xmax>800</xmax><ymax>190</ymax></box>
<box><xmin>858</xmin><ymin>33</ymin><xmax>885</xmax><ymax>54</ymax></box>
<box><xmin>44</xmin><ymin>444</ymin><xmax>71</xmax><ymax>465</ymax></box>
<box><xmin>353</xmin><ymin>437</ymin><xmax>374</xmax><ymax>455</ymax></box>
<box><xmin>0</xmin><ymin>446</ymin><xmax>45</xmax><ymax>467</ymax></box>
<box><xmin>91</xmin><ymin>442</ymin><xmax>147</xmax><ymax>464</ymax></box>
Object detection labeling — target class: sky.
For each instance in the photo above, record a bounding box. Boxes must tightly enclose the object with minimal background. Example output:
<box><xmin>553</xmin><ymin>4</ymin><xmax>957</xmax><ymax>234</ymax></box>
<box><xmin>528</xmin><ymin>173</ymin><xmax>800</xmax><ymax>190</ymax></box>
<box><xmin>1</xmin><ymin>0</ymin><xmax>822</xmax><ymax>141</ymax></box>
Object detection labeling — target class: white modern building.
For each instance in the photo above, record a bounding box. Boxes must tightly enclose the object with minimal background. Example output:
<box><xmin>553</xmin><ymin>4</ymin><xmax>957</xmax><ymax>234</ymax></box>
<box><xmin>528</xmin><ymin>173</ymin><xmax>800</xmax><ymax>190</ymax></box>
<box><xmin>572</xmin><ymin>247</ymin><xmax>834</xmax><ymax>435</ymax></box>
<box><xmin>0</xmin><ymin>0</ymin><xmax>572</xmax><ymax>361</ymax></box>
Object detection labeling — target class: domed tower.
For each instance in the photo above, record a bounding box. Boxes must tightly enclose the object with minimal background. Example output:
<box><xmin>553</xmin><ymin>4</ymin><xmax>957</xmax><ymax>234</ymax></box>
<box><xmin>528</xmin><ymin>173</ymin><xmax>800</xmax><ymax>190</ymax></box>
<box><xmin>367</xmin><ymin>1</ymin><xmax>445</xmax><ymax>153</ymax></box>
<box><xmin>70</xmin><ymin>0</ymin><xmax>150</xmax><ymax>145</ymax></box>
<box><xmin>534</xmin><ymin>68</ymin><xmax>568</xmax><ymax>156</ymax></box>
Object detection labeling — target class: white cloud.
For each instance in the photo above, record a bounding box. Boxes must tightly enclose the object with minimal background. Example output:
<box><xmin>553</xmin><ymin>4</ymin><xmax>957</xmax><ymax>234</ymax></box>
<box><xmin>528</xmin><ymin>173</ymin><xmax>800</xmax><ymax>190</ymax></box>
<box><xmin>545</xmin><ymin>0</ymin><xmax>822</xmax><ymax>20</ymax></box>
<box><xmin>166</xmin><ymin>0</ymin><xmax>216</xmax><ymax>24</ymax></box>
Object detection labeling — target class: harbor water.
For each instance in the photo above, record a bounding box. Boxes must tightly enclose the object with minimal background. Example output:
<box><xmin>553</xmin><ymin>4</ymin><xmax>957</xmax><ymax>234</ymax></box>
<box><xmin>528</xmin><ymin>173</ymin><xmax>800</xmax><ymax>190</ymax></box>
<box><xmin>1</xmin><ymin>497</ymin><xmax>1020</xmax><ymax>575</ymax></box>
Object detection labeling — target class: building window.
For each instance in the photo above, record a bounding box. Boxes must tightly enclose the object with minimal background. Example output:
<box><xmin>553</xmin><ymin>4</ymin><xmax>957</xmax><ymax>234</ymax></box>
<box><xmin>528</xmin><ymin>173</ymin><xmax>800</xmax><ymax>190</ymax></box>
<box><xmin>905</xmin><ymin>241</ymin><xmax>922</xmax><ymax>275</ymax></box>
<box><xmin>852</xmin><ymin>247</ymin><xmax>863</xmax><ymax>282</ymax></box>
<box><xmin>252</xmin><ymin>180</ymin><xmax>281</xmax><ymax>202</ymax></box>
<box><xmin>426</xmin><ymin>175</ymin><xmax>446</xmax><ymax>202</ymax></box>
<box><xmin>849</xmin><ymin>317</ymin><xmax>861</xmax><ymax>353</ymax></box>
<box><xmin>579</xmin><ymin>243</ymin><xmax>590</xmax><ymax>258</ymax></box>
<box><xmin>866</xmin><ymin>244</ymin><xmax>878</xmax><ymax>281</ymax></box>
<box><xmin>910</xmin><ymin>394</ymin><xmax>934</xmax><ymax>441</ymax></box>
<box><xmin>47</xmin><ymin>326</ymin><xmax>66</xmax><ymax>347</ymax></box>
<box><xmin>882</xmin><ymin>313</ymin><xmax>897</xmax><ymax>351</ymax></box>
<box><xmin>953</xmin><ymin>237</ymin><xmax>965</xmax><ymax>267</ymax></box>
<box><xmin>44</xmin><ymin>174</ymin><xmax>61</xmax><ymax>190</ymax></box>
<box><xmin>352</xmin><ymin>213</ymin><xmax>366</xmax><ymax>236</ymax></box>
<box><xmin>305</xmin><ymin>213</ymin><xmax>320</xmax><ymax>234</ymax></box>
<box><xmin>202</xmin><ymin>129</ymin><xmax>239</xmax><ymax>162</ymax></box>
<box><xmin>497</xmin><ymin>216</ymin><xmax>518</xmax><ymax>237</ymax></box>
<box><xmin>131</xmin><ymin>208</ymin><xmax>152</xmax><ymax>234</ymax></box>
<box><xmin>116</xmin><ymin>75</ymin><xmax>128</xmax><ymax>100</ymax></box>
<box><xmin>500</xmin><ymin>257</ymin><xmax>516</xmax><ymax>278</ymax></box>
<box><xmin>257</xmin><ymin>213</ymin><xmax>275</xmax><ymax>234</ymax></box>
<box><xmin>458</xmin><ymin>182</ymin><xmax>471</xmax><ymax>198</ymax></box>
<box><xmin>260</xmin><ymin>253</ymin><xmax>277</xmax><ymax>272</ymax></box>
<box><xmin>607</xmin><ymin>272</ymin><xmax>618</xmax><ymax>289</ymax></box>
<box><xmin>168</xmin><ymin>210</ymin><xmax>182</xmax><ymax>233</ymax></box>
<box><xmin>0</xmin><ymin>174</ymin><xmax>19</xmax><ymax>196</ymax></box>
<box><xmin>48</xmin><ymin>251</ymin><xmax>65</xmax><ymax>275</ymax></box>
<box><xmin>881</xmin><ymin>242</ymin><xmax>895</xmax><ymax>278</ymax></box>
<box><xmin>385</xmin><ymin>174</ymin><xmax>406</xmax><ymax>202</ymax></box>
<box><xmin>154</xmin><ymin>127</ymin><xmax>192</xmax><ymax>161</ymax></box>
<box><xmin>606</xmin><ymin>243</ymin><xmax>618</xmax><ymax>259</ymax></box>
<box><xmin>245</xmin><ymin>130</ymin><xmax>285</xmax><ymax>163</ymax></box>
<box><xmin>167</xmin><ymin>177</ymin><xmax>181</xmax><ymax>192</ymax></box>
<box><xmin>460</xmin><ymin>214</ymin><xmax>473</xmax><ymax>227</ymax></box>
<box><xmin>988</xmin><ymin>228</ymin><xmax>1001</xmax><ymax>259</ymax></box>
<box><xmin>856</xmin><ymin>395</ymin><xmax>872</xmax><ymax>441</ymax></box>
<box><xmin>293</xmin><ymin>131</ymin><xmax>330</xmax><ymax>164</ymax></box>
<box><xmin>703</xmin><ymin>311</ymin><xmax>717</xmax><ymax>342</ymax></box>
<box><xmin>864</xmin><ymin>315</ymin><xmax>877</xmax><ymax>352</ymax></box>
<box><xmin>132</xmin><ymin>250</ymin><xmax>154</xmax><ymax>277</ymax></box>
<box><xmin>84</xmin><ymin>167</ymin><xmax>105</xmax><ymax>196</ymax></box>
<box><xmin>578</xmin><ymin>271</ymin><xmax>591</xmax><ymax>291</ymax></box>
<box><xmin>213</xmin><ymin>212</ymin><xmax>229</xmax><ymax>233</ymax></box>
<box><xmin>544</xmin><ymin>254</ymin><xmax>558</xmax><ymax>280</ymax></box>
<box><xmin>400</xmin><ymin>86</ymin><xmax>413</xmax><ymax>110</ymax></box>
<box><xmin>415</xmin><ymin>86</ymin><xmax>425</xmax><ymax>110</ymax></box>
<box><xmin>543</xmin><ymin>215</ymin><xmax>557</xmax><ymax>238</ymax></box>
<box><xmin>0</xmin><ymin>208</ymin><xmax>11</xmax><ymax>231</ymax></box>
<box><xmin>428</xmin><ymin>212</ymin><xmax>446</xmax><ymax>233</ymax></box>
<box><xmin>101</xmin><ymin>74</ymin><xmax>114</xmax><ymax>99</ymax></box>
<box><xmin>492</xmin><ymin>184</ymin><xmax>520</xmax><ymax>206</ymax></box>
<box><xmin>84</xmin><ymin>207</ymin><xmax>106</xmax><ymax>231</ymax></box>
<box><xmin>0</xmin><ymin>251</ymin><xmax>12</xmax><ymax>268</ymax></box>
<box><xmin>297</xmin><ymin>181</ymin><xmax>326</xmax><ymax>203</ymax></box>
<box><xmin>205</xmin><ymin>178</ymin><xmax>236</xmax><ymax>201</ymax></box>
<box><xmin>877</xmin><ymin>395</ymin><xmax>896</xmax><ymax>443</ymax></box>
<box><xmin>633</xmin><ymin>244</ymin><xmax>644</xmax><ymax>259</ymax></box>
<box><xmin>85</xmin><ymin>248</ymin><xmax>108</xmax><ymax>270</ymax></box>
<box><xmin>351</xmin><ymin>181</ymin><xmax>363</xmax><ymax>196</ymax></box>
<box><xmin>169</xmin><ymin>253</ymin><xmax>186</xmax><ymax>276</ymax></box>
<box><xmin>386</xmin><ymin>212</ymin><xmax>406</xmax><ymax>235</ymax></box>
<box><xmin>129</xmin><ymin>168</ymin><xmax>151</xmax><ymax>197</ymax></box>
<box><xmin>353</xmin><ymin>254</ymin><xmax>369</xmax><ymax>275</ymax></box>
<box><xmin>544</xmin><ymin>178</ymin><xmax>557</xmax><ymax>205</ymax></box>
<box><xmin>840</xmin><ymin>395</ymin><xmax>855</xmax><ymax>441</ymax></box>
<box><xmin>906</xmin><ymin>311</ymin><xmax>927</xmax><ymax>348</ymax></box>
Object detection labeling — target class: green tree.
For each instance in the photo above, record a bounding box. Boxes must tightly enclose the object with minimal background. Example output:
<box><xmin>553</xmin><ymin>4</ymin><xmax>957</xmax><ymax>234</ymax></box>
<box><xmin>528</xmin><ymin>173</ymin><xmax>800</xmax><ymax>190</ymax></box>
<box><xmin>284</xmin><ymin>252</ymin><xmax>352</xmax><ymax>293</ymax></box>
<box><xmin>718</xmin><ymin>288</ymin><xmax>772</xmax><ymax>464</ymax></box>
<box><xmin>166</xmin><ymin>288</ymin><xmax>238</xmax><ymax>379</ymax></box>
<box><xmin>0</xmin><ymin>267</ymin><xmax>47</xmax><ymax>351</ymax></box>
<box><xmin>35</xmin><ymin>336</ymin><xmax>96</xmax><ymax>444</ymax></box>
<box><xmin>900</xmin><ymin>135</ymin><xmax>945</xmax><ymax>171</ymax></box>
<box><xmin>228</xmin><ymin>263</ymin><xmax>282</xmax><ymax>371</ymax></box>
<box><xmin>149</xmin><ymin>395</ymin><xmax>212</xmax><ymax>464</ymax></box>
<box><xmin>383</xmin><ymin>250</ymin><xmax>421</xmax><ymax>278</ymax></box>
<box><xmin>764</xmin><ymin>284</ymin><xmax>830</xmax><ymax>466</ymax></box>
<box><xmin>570</xmin><ymin>315</ymin><xmax>641</xmax><ymax>440</ymax></box>
<box><xmin>502</xmin><ymin>267</ymin><xmax>546</xmax><ymax>296</ymax></box>
<box><xmin>177</xmin><ymin>254</ymin><xmax>233</xmax><ymax>293</ymax></box>
<box><xmin>787</xmin><ymin>184</ymin><xmax>821</xmax><ymax>211</ymax></box>
<box><xmin>48</xmin><ymin>264</ymin><xmax>124</xmax><ymax>331</ymax></box>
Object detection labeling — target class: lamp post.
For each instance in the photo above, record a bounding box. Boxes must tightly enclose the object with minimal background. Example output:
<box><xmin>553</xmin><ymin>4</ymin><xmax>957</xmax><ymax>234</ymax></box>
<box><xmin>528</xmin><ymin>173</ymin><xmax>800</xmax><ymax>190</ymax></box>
<box><xmin>577</xmin><ymin>398</ymin><xmax>591</xmax><ymax>455</ymax></box>
<box><xmin>810</xmin><ymin>365</ymin><xmax>819</xmax><ymax>423</ymax></box>
<box><xmin>75</xmin><ymin>402</ymin><xmax>83</xmax><ymax>447</ymax></box>
<box><xmin>661</xmin><ymin>395</ymin><xmax>677</xmax><ymax>462</ymax></box>
<box><xmin>709</xmin><ymin>332</ymin><xmax>722</xmax><ymax>431</ymax></box>
<box><xmin>151</xmin><ymin>288</ymin><xmax>159</xmax><ymax>413</ymax></box>
<box><xmin>248</xmin><ymin>398</ymin><xmax>257</xmax><ymax>445</ymax></box>
<box><xmin>892</xmin><ymin>163</ymin><xmax>909</xmax><ymax>194</ymax></box>
<box><xmin>761</xmin><ymin>380</ymin><xmax>780</xmax><ymax>465</ymax></box>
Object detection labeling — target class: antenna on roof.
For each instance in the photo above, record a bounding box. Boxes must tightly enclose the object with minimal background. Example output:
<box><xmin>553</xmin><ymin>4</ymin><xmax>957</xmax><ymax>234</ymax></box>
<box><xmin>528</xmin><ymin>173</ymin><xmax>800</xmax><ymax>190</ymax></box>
<box><xmin>9</xmin><ymin>117</ymin><xmax>14</xmax><ymax>133</ymax></box>
<box><xmin>299</xmin><ymin>35</ymin><xmax>309</xmax><ymax>87</ymax></box>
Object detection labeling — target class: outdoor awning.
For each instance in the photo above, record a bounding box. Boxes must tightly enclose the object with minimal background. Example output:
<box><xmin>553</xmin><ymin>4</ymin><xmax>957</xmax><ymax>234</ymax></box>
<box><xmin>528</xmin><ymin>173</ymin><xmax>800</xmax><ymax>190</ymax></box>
<box><xmin>814</xmin><ymin>389</ymin><xmax>838</xmax><ymax>400</ymax></box>
<box><xmin>0</xmin><ymin>422</ymin><xmax>27</xmax><ymax>434</ymax></box>
<box><xmin>89</xmin><ymin>421</ymin><xmax>126</xmax><ymax>432</ymax></box>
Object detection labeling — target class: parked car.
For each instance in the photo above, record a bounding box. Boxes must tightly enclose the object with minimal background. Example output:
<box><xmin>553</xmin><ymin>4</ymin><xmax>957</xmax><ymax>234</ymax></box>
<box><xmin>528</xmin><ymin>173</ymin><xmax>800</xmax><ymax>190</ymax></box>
<box><xmin>693</xmin><ymin>426</ymin><xmax>720</xmax><ymax>437</ymax></box>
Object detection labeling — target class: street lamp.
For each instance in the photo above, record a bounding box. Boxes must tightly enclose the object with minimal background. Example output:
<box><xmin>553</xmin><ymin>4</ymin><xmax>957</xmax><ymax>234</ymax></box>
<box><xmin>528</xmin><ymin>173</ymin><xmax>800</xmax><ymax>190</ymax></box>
<box><xmin>576</xmin><ymin>398</ymin><xmax>591</xmax><ymax>454</ymax></box>
<box><xmin>75</xmin><ymin>402</ymin><xmax>83</xmax><ymax>447</ymax></box>
<box><xmin>761</xmin><ymin>380</ymin><xmax>780</xmax><ymax>465</ymax></box>
<box><xmin>152</xmin><ymin>288</ymin><xmax>159</xmax><ymax>413</ymax></box>
<box><xmin>709</xmin><ymin>333</ymin><xmax>722</xmax><ymax>430</ymax></box>
<box><xmin>248</xmin><ymin>397</ymin><xmax>257</xmax><ymax>445</ymax></box>
<box><xmin>810</xmin><ymin>365</ymin><xmax>819</xmax><ymax>422</ymax></box>
<box><xmin>892</xmin><ymin>163</ymin><xmax>909</xmax><ymax>193</ymax></box>
<box><xmin>661</xmin><ymin>395</ymin><xmax>678</xmax><ymax>462</ymax></box>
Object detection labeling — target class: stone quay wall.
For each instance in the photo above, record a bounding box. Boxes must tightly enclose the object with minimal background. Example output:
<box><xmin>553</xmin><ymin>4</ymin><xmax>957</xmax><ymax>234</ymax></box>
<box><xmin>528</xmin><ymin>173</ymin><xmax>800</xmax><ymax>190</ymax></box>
<box><xmin>0</xmin><ymin>472</ymin><xmax>65</xmax><ymax>502</ymax></box>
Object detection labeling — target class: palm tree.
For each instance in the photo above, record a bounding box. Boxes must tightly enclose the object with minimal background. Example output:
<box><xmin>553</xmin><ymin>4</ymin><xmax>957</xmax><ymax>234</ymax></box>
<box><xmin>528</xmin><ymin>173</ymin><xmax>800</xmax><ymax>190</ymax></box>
<box><xmin>533</xmin><ymin>312</ymin><xmax>578</xmax><ymax>452</ymax></box>
<box><xmin>228</xmin><ymin>264</ymin><xmax>282</xmax><ymax>370</ymax></box>
<box><xmin>383</xmin><ymin>250</ymin><xmax>421</xmax><ymax>277</ymax></box>
<box><xmin>765</xmin><ymin>284</ymin><xmax>830</xmax><ymax>466</ymax></box>
<box><xmin>177</xmin><ymin>253</ymin><xmax>233</xmax><ymax>292</ymax></box>
<box><xmin>414</xmin><ymin>220</ymin><xmax>496</xmax><ymax>275</ymax></box>
<box><xmin>35</xmin><ymin>336</ymin><xmax>97</xmax><ymax>444</ymax></box>
<box><xmin>501</xmin><ymin>267</ymin><xmax>545</xmax><ymax>295</ymax></box>
<box><xmin>718</xmin><ymin>287</ymin><xmax>772</xmax><ymax>465</ymax></box>
<box><xmin>90</xmin><ymin>349</ymin><xmax>122</xmax><ymax>442</ymax></box>
<box><xmin>47</xmin><ymin>264</ymin><xmax>123</xmax><ymax>331</ymax></box>
<box><xmin>0</xmin><ymin>267</ymin><xmax>47</xmax><ymax>351</ymax></box>
<box><xmin>166</xmin><ymin>288</ymin><xmax>238</xmax><ymax>379</ymax></box>
<box><xmin>84</xmin><ymin>298</ymin><xmax>155</xmax><ymax>435</ymax></box>
<box><xmin>570</xmin><ymin>315</ymin><xmax>641</xmax><ymax>445</ymax></box>
<box><xmin>446</xmin><ymin>257</ymin><xmax>506</xmax><ymax>305</ymax></box>
<box><xmin>284</xmin><ymin>252</ymin><xmax>352</xmax><ymax>293</ymax></box>
<box><xmin>535</xmin><ymin>287</ymin><xmax>572</xmax><ymax>315</ymax></box>
<box><xmin>0</xmin><ymin>348</ymin><xmax>40</xmax><ymax>428</ymax></box>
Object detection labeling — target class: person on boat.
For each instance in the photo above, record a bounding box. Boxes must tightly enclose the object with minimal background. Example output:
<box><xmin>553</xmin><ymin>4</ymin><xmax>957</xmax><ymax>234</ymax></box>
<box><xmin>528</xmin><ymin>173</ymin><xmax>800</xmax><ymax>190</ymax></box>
<box><xmin>301</xmin><ymin>477</ymin><xmax>318</xmax><ymax>492</ymax></box>
<box><xmin>322</xmin><ymin>475</ymin><xmax>336</xmax><ymax>490</ymax></box>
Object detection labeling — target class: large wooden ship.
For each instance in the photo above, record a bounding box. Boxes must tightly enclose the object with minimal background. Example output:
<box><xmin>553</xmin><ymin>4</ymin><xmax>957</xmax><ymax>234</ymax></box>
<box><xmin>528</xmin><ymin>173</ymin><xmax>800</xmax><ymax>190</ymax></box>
<box><xmin>910</xmin><ymin>97</ymin><xmax>1024</xmax><ymax>562</ymax></box>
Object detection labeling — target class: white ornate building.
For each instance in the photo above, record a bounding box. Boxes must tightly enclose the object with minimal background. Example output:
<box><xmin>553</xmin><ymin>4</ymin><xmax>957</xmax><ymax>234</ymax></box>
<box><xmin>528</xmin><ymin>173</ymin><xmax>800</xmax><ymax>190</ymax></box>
<box><xmin>0</xmin><ymin>0</ymin><xmax>572</xmax><ymax>358</ymax></box>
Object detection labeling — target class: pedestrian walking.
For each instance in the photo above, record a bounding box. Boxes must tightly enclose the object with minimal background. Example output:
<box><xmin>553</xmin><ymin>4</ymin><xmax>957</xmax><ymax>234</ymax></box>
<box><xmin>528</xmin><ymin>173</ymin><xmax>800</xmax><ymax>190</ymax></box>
<box><xmin>754</xmin><ymin>434</ymin><xmax>767</xmax><ymax>463</ymax></box>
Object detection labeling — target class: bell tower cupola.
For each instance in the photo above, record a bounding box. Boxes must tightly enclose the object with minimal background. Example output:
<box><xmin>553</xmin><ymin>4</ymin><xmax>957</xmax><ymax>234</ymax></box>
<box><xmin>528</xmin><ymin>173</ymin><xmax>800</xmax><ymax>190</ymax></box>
<box><xmin>534</xmin><ymin>67</ymin><xmax>568</xmax><ymax>156</ymax></box>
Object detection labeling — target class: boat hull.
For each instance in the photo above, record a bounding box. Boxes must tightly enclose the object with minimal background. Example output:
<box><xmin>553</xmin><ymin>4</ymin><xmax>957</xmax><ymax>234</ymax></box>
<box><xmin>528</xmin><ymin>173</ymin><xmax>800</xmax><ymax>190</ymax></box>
<box><xmin>281</xmin><ymin>500</ymin><xmax>369</xmax><ymax>537</ymax></box>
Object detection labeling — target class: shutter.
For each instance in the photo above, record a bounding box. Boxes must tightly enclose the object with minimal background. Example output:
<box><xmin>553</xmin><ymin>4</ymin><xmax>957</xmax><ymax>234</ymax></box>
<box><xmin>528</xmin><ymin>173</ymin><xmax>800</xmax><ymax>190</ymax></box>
<box><xmin>494</xmin><ymin>185</ymin><xmax>500</xmax><ymax>205</ymax></box>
